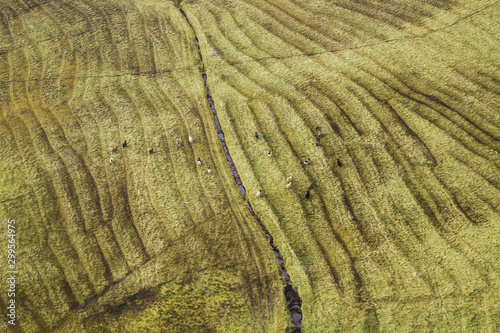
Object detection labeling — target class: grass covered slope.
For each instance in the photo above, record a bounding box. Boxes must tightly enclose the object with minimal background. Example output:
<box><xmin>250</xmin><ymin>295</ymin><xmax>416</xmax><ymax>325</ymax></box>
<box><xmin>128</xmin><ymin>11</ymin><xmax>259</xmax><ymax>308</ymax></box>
<box><xmin>0</xmin><ymin>0</ymin><xmax>288</xmax><ymax>332</ymax></box>
<box><xmin>0</xmin><ymin>0</ymin><xmax>499</xmax><ymax>332</ymax></box>
<box><xmin>181</xmin><ymin>0</ymin><xmax>500</xmax><ymax>331</ymax></box>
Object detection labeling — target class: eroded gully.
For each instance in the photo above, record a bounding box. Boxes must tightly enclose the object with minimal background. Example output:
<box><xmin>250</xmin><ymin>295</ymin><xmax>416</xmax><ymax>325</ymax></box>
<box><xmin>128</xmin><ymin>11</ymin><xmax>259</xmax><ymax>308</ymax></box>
<box><xmin>180</xmin><ymin>9</ymin><xmax>302</xmax><ymax>332</ymax></box>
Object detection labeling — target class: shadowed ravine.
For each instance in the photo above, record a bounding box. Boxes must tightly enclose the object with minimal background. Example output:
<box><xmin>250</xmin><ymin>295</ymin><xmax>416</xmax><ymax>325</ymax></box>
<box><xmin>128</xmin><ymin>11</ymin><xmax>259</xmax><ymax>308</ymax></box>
<box><xmin>180</xmin><ymin>8</ymin><xmax>303</xmax><ymax>331</ymax></box>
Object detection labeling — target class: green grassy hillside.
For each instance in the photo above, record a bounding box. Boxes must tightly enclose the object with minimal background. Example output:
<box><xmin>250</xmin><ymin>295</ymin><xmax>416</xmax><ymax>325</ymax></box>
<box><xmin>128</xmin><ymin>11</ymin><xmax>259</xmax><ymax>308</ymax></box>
<box><xmin>0</xmin><ymin>1</ymin><xmax>288</xmax><ymax>331</ymax></box>
<box><xmin>181</xmin><ymin>0</ymin><xmax>500</xmax><ymax>331</ymax></box>
<box><xmin>0</xmin><ymin>0</ymin><xmax>499</xmax><ymax>332</ymax></box>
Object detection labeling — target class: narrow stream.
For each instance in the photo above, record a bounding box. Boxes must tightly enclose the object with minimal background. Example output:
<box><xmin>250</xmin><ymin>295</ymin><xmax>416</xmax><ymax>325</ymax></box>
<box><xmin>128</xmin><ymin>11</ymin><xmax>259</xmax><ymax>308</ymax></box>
<box><xmin>180</xmin><ymin>8</ymin><xmax>302</xmax><ymax>331</ymax></box>
<box><xmin>202</xmin><ymin>73</ymin><xmax>246</xmax><ymax>196</ymax></box>
<box><xmin>248</xmin><ymin>203</ymin><xmax>303</xmax><ymax>332</ymax></box>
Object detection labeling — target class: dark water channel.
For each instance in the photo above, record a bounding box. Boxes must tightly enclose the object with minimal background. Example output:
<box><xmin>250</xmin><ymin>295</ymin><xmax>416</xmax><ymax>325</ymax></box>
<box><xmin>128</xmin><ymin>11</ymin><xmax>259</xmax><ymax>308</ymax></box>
<box><xmin>180</xmin><ymin>8</ymin><xmax>302</xmax><ymax>331</ymax></box>
<box><xmin>248</xmin><ymin>203</ymin><xmax>303</xmax><ymax>332</ymax></box>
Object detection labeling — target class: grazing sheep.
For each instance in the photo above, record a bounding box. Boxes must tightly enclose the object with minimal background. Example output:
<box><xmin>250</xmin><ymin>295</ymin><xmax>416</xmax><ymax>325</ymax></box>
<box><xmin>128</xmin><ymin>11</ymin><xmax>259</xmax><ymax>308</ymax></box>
<box><xmin>286</xmin><ymin>176</ymin><xmax>292</xmax><ymax>183</ymax></box>
<box><xmin>176</xmin><ymin>139</ymin><xmax>181</xmax><ymax>147</ymax></box>
<box><xmin>197</xmin><ymin>158</ymin><xmax>202</xmax><ymax>166</ymax></box>
<box><xmin>122</xmin><ymin>140</ymin><xmax>127</xmax><ymax>148</ymax></box>
<box><xmin>315</xmin><ymin>138</ymin><xmax>320</xmax><ymax>146</ymax></box>
<box><xmin>112</xmin><ymin>146</ymin><xmax>118</xmax><ymax>153</ymax></box>
<box><xmin>255</xmin><ymin>132</ymin><xmax>259</xmax><ymax>140</ymax></box>
<box><xmin>287</xmin><ymin>182</ymin><xmax>292</xmax><ymax>189</ymax></box>
<box><xmin>268</xmin><ymin>149</ymin><xmax>272</xmax><ymax>158</ymax></box>
<box><xmin>305</xmin><ymin>190</ymin><xmax>310</xmax><ymax>200</ymax></box>
<box><xmin>318</xmin><ymin>130</ymin><xmax>322</xmax><ymax>137</ymax></box>
<box><xmin>304</xmin><ymin>158</ymin><xmax>310</xmax><ymax>165</ymax></box>
<box><xmin>207</xmin><ymin>167</ymin><xmax>212</xmax><ymax>174</ymax></box>
<box><xmin>256</xmin><ymin>190</ymin><xmax>262</xmax><ymax>197</ymax></box>
<box><xmin>337</xmin><ymin>158</ymin><xmax>342</xmax><ymax>167</ymax></box>
<box><xmin>109</xmin><ymin>157</ymin><xmax>114</xmax><ymax>163</ymax></box>
<box><xmin>189</xmin><ymin>136</ymin><xmax>193</xmax><ymax>144</ymax></box>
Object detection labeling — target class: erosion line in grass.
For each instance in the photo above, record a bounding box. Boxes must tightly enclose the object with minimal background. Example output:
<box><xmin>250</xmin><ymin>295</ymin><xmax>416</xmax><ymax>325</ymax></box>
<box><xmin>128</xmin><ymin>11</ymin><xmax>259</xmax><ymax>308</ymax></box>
<box><xmin>180</xmin><ymin>8</ymin><xmax>303</xmax><ymax>331</ymax></box>
<box><xmin>248</xmin><ymin>202</ymin><xmax>303</xmax><ymax>332</ymax></box>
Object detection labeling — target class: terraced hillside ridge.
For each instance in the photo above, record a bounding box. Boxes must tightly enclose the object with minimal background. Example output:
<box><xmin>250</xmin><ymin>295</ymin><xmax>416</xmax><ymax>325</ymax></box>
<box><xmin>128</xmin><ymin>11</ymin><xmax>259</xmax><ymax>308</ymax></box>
<box><xmin>0</xmin><ymin>0</ymin><xmax>499</xmax><ymax>332</ymax></box>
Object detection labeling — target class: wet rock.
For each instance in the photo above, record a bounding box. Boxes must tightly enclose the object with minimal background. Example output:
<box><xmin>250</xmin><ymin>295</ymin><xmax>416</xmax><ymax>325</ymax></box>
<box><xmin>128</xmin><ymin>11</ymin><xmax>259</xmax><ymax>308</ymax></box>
<box><xmin>292</xmin><ymin>312</ymin><xmax>302</xmax><ymax>323</ymax></box>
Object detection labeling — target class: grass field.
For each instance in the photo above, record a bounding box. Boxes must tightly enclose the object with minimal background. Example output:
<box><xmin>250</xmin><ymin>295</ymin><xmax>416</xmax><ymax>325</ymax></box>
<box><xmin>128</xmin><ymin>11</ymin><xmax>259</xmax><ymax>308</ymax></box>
<box><xmin>0</xmin><ymin>0</ymin><xmax>499</xmax><ymax>332</ymax></box>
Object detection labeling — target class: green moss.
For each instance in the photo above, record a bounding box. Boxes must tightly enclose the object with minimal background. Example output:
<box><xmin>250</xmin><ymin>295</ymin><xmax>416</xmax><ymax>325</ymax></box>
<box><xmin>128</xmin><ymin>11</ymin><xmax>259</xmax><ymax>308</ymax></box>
<box><xmin>124</xmin><ymin>269</ymin><xmax>248</xmax><ymax>332</ymax></box>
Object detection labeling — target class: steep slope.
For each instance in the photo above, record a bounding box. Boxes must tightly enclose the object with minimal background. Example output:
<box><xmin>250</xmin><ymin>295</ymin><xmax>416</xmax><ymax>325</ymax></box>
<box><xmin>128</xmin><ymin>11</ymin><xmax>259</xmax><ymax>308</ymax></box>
<box><xmin>181</xmin><ymin>0</ymin><xmax>500</xmax><ymax>331</ymax></box>
<box><xmin>0</xmin><ymin>0</ymin><xmax>499</xmax><ymax>332</ymax></box>
<box><xmin>0</xmin><ymin>0</ymin><xmax>288</xmax><ymax>332</ymax></box>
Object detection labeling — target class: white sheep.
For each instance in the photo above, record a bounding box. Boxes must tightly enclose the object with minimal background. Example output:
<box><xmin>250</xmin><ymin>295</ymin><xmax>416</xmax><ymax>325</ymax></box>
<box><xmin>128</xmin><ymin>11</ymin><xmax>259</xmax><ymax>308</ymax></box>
<box><xmin>197</xmin><ymin>158</ymin><xmax>202</xmax><ymax>166</ymax></box>
<box><xmin>286</xmin><ymin>182</ymin><xmax>292</xmax><ymax>189</ymax></box>
<box><xmin>207</xmin><ymin>167</ymin><xmax>212</xmax><ymax>174</ymax></box>
<box><xmin>109</xmin><ymin>157</ymin><xmax>114</xmax><ymax>163</ymax></box>
<box><xmin>286</xmin><ymin>176</ymin><xmax>292</xmax><ymax>183</ymax></box>
<box><xmin>189</xmin><ymin>136</ymin><xmax>193</xmax><ymax>144</ymax></box>
<box><xmin>256</xmin><ymin>190</ymin><xmax>262</xmax><ymax>197</ymax></box>
<box><xmin>304</xmin><ymin>158</ymin><xmax>310</xmax><ymax>165</ymax></box>
<box><xmin>268</xmin><ymin>149</ymin><xmax>272</xmax><ymax>158</ymax></box>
